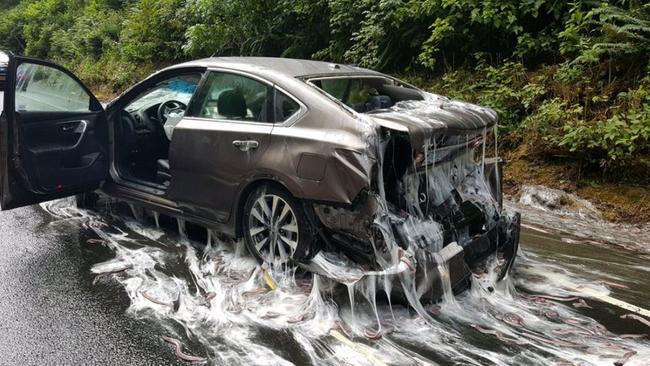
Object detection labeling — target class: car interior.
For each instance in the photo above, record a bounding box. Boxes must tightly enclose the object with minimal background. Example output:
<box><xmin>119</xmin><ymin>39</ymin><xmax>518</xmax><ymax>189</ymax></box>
<box><xmin>310</xmin><ymin>77</ymin><xmax>424</xmax><ymax>113</ymax></box>
<box><xmin>115</xmin><ymin>73</ymin><xmax>202</xmax><ymax>190</ymax></box>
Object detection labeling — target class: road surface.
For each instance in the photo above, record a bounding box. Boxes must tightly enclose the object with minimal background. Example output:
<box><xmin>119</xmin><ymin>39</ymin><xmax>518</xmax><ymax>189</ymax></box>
<box><xmin>0</xmin><ymin>206</ymin><xmax>183</xmax><ymax>365</ymax></box>
<box><xmin>0</xmin><ymin>200</ymin><xmax>649</xmax><ymax>365</ymax></box>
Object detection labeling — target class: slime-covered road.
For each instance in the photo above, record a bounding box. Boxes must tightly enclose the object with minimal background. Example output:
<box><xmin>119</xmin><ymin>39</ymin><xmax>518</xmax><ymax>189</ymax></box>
<box><xmin>0</xmin><ymin>195</ymin><xmax>649</xmax><ymax>365</ymax></box>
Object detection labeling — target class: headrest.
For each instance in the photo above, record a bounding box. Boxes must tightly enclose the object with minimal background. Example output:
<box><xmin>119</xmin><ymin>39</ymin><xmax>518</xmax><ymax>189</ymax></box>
<box><xmin>218</xmin><ymin>89</ymin><xmax>247</xmax><ymax>119</ymax></box>
<box><xmin>365</xmin><ymin>95</ymin><xmax>393</xmax><ymax>111</ymax></box>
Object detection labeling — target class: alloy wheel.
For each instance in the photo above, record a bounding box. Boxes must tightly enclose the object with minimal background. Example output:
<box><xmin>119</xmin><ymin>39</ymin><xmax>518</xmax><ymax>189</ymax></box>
<box><xmin>248</xmin><ymin>194</ymin><xmax>300</xmax><ymax>265</ymax></box>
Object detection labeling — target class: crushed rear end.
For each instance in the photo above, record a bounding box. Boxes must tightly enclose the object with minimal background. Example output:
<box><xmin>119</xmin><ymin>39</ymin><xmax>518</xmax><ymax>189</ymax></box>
<box><xmin>311</xmin><ymin>93</ymin><xmax>520</xmax><ymax>303</ymax></box>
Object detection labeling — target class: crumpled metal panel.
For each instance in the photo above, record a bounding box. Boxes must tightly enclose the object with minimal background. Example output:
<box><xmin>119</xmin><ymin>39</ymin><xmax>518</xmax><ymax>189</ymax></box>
<box><xmin>369</xmin><ymin>93</ymin><xmax>498</xmax><ymax>148</ymax></box>
<box><xmin>265</xmin><ymin>87</ymin><xmax>380</xmax><ymax>204</ymax></box>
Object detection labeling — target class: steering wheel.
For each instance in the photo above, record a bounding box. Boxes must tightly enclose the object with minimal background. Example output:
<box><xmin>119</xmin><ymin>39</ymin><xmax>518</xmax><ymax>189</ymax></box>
<box><xmin>157</xmin><ymin>100</ymin><xmax>187</xmax><ymax>123</ymax></box>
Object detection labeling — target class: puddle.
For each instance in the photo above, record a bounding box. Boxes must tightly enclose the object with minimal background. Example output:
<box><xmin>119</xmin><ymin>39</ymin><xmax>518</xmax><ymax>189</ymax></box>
<box><xmin>39</xmin><ymin>198</ymin><xmax>650</xmax><ymax>366</ymax></box>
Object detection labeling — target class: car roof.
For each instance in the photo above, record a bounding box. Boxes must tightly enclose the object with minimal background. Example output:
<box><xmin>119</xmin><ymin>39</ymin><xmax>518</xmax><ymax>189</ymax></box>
<box><xmin>172</xmin><ymin>57</ymin><xmax>382</xmax><ymax>78</ymax></box>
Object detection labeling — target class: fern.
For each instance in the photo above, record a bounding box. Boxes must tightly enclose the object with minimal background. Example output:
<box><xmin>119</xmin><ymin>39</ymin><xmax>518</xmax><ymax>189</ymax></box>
<box><xmin>585</xmin><ymin>3</ymin><xmax>650</xmax><ymax>60</ymax></box>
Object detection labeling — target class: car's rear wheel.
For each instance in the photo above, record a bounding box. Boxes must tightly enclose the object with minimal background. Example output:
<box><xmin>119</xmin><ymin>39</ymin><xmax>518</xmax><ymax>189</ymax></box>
<box><xmin>243</xmin><ymin>185</ymin><xmax>313</xmax><ymax>266</ymax></box>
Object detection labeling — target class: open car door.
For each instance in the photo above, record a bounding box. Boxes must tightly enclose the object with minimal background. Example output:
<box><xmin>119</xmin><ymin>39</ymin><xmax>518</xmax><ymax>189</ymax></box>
<box><xmin>0</xmin><ymin>51</ymin><xmax>108</xmax><ymax>210</ymax></box>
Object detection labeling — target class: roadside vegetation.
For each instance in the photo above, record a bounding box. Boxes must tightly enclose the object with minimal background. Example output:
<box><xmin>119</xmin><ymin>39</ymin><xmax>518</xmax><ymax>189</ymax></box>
<box><xmin>1</xmin><ymin>0</ymin><xmax>648</xmax><ymax>221</ymax></box>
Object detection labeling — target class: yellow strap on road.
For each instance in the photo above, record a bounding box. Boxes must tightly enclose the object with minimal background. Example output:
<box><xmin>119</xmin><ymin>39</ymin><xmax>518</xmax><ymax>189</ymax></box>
<box><xmin>329</xmin><ymin>329</ymin><xmax>388</xmax><ymax>366</ymax></box>
<box><xmin>262</xmin><ymin>269</ymin><xmax>278</xmax><ymax>291</ymax></box>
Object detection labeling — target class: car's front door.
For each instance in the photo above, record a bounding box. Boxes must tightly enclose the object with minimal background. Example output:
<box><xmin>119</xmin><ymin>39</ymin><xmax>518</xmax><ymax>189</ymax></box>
<box><xmin>166</xmin><ymin>70</ymin><xmax>275</xmax><ymax>223</ymax></box>
<box><xmin>0</xmin><ymin>51</ymin><xmax>108</xmax><ymax>210</ymax></box>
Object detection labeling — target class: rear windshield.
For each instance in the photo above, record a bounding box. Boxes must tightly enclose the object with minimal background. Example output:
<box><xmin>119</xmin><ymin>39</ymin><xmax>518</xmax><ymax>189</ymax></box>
<box><xmin>308</xmin><ymin>76</ymin><xmax>423</xmax><ymax>113</ymax></box>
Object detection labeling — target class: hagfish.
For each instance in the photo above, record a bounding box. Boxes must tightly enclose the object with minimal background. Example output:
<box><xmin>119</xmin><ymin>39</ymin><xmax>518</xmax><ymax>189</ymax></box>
<box><xmin>161</xmin><ymin>336</ymin><xmax>207</xmax><ymax>363</ymax></box>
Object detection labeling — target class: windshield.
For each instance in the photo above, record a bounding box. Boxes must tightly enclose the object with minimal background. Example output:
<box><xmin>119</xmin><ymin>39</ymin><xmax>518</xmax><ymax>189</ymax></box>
<box><xmin>126</xmin><ymin>75</ymin><xmax>200</xmax><ymax>112</ymax></box>
<box><xmin>308</xmin><ymin>76</ymin><xmax>424</xmax><ymax>113</ymax></box>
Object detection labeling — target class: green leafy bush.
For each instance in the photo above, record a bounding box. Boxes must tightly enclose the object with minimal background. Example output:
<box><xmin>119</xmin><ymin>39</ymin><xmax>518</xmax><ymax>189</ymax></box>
<box><xmin>559</xmin><ymin>107</ymin><xmax>650</xmax><ymax>165</ymax></box>
<box><xmin>185</xmin><ymin>0</ymin><xmax>329</xmax><ymax>60</ymax></box>
<box><xmin>556</xmin><ymin>75</ymin><xmax>650</xmax><ymax>167</ymax></box>
<box><xmin>119</xmin><ymin>0</ymin><xmax>188</xmax><ymax>62</ymax></box>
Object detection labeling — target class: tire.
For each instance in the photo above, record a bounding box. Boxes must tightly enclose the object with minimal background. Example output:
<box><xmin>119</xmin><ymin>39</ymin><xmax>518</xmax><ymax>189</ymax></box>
<box><xmin>242</xmin><ymin>185</ymin><xmax>315</xmax><ymax>267</ymax></box>
<box><xmin>75</xmin><ymin>192</ymin><xmax>98</xmax><ymax>209</ymax></box>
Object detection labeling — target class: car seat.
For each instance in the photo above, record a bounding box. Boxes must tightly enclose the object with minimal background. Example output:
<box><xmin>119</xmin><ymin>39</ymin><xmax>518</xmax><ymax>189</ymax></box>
<box><xmin>218</xmin><ymin>89</ymin><xmax>247</xmax><ymax>119</ymax></box>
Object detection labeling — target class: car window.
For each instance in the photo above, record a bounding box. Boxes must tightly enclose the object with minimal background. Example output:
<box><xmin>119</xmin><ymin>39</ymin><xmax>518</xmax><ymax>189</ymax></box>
<box><xmin>0</xmin><ymin>52</ymin><xmax>7</xmax><ymax>111</ymax></box>
<box><xmin>275</xmin><ymin>90</ymin><xmax>300</xmax><ymax>122</ymax></box>
<box><xmin>15</xmin><ymin>62</ymin><xmax>91</xmax><ymax>112</ymax></box>
<box><xmin>190</xmin><ymin>72</ymin><xmax>272</xmax><ymax>123</ymax></box>
<box><xmin>311</xmin><ymin>76</ymin><xmax>422</xmax><ymax>113</ymax></box>
<box><xmin>319</xmin><ymin>79</ymin><xmax>347</xmax><ymax>101</ymax></box>
<box><xmin>0</xmin><ymin>64</ymin><xmax>5</xmax><ymax>113</ymax></box>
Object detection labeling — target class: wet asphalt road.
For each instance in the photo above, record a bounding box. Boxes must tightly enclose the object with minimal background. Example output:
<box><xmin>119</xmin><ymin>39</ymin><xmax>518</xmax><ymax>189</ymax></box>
<box><xmin>1</xmin><ymin>201</ymin><xmax>650</xmax><ymax>365</ymax></box>
<box><xmin>0</xmin><ymin>205</ymin><xmax>183</xmax><ymax>365</ymax></box>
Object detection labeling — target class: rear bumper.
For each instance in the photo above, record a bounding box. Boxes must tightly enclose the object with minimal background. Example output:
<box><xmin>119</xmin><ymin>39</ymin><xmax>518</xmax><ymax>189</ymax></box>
<box><xmin>407</xmin><ymin>210</ymin><xmax>520</xmax><ymax>302</ymax></box>
<box><xmin>462</xmin><ymin>210</ymin><xmax>521</xmax><ymax>272</ymax></box>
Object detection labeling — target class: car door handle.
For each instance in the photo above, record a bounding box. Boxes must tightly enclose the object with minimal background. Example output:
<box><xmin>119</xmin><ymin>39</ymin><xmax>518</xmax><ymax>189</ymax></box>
<box><xmin>232</xmin><ymin>140</ymin><xmax>259</xmax><ymax>152</ymax></box>
<box><xmin>59</xmin><ymin>121</ymin><xmax>85</xmax><ymax>133</ymax></box>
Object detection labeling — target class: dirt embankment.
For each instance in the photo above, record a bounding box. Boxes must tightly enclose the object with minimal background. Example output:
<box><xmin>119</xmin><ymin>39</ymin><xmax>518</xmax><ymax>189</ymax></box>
<box><xmin>503</xmin><ymin>152</ymin><xmax>649</xmax><ymax>224</ymax></box>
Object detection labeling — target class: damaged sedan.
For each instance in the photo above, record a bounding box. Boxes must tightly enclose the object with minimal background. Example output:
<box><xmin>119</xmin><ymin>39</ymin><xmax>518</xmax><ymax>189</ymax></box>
<box><xmin>0</xmin><ymin>52</ymin><xmax>520</xmax><ymax>302</ymax></box>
